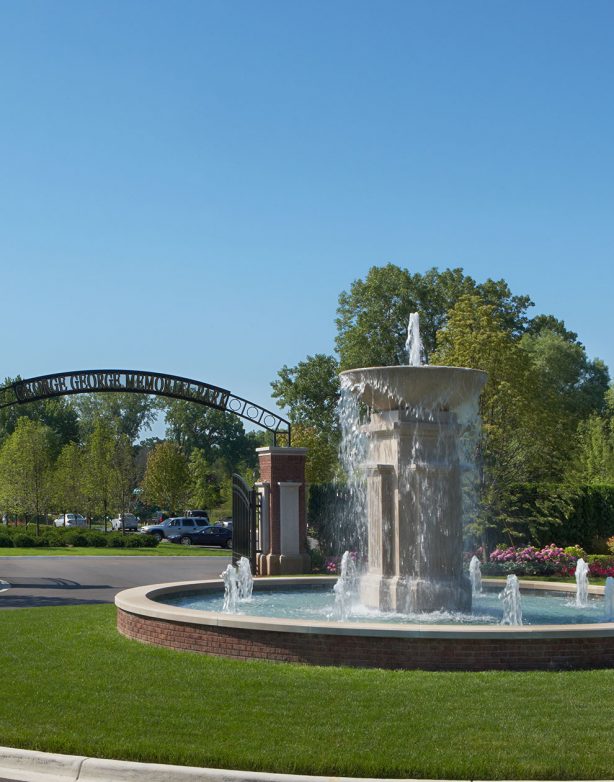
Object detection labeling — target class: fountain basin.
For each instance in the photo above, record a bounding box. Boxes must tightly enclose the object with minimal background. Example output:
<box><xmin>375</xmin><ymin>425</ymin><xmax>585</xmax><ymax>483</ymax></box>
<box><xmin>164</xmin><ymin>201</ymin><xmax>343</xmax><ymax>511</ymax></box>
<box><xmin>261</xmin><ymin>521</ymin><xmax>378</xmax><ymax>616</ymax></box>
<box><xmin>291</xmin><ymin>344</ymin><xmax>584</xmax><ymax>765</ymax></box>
<box><xmin>116</xmin><ymin>577</ymin><xmax>614</xmax><ymax>671</ymax></box>
<box><xmin>340</xmin><ymin>365</ymin><xmax>488</xmax><ymax>411</ymax></box>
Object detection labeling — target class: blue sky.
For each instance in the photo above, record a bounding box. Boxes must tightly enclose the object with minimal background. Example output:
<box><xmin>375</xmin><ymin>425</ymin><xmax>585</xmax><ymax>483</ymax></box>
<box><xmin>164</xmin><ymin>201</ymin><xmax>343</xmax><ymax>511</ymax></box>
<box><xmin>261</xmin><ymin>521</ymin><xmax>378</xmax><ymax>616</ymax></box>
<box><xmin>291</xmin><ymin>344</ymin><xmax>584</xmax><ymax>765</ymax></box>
<box><xmin>2</xmin><ymin>0</ymin><xmax>613</xmax><ymax>430</ymax></box>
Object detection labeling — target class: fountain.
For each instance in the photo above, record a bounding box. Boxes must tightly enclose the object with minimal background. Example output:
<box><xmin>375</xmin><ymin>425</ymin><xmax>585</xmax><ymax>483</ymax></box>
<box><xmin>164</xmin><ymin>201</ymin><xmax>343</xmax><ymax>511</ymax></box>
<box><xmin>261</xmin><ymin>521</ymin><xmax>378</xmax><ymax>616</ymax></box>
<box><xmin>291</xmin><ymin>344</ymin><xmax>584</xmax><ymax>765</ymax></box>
<box><xmin>221</xmin><ymin>564</ymin><xmax>239</xmax><ymax>613</ymax></box>
<box><xmin>237</xmin><ymin>557</ymin><xmax>254</xmax><ymax>601</ymax></box>
<box><xmin>115</xmin><ymin>315</ymin><xmax>614</xmax><ymax>670</ymax></box>
<box><xmin>332</xmin><ymin>551</ymin><xmax>359</xmax><ymax>620</ymax></box>
<box><xmin>575</xmin><ymin>557</ymin><xmax>590</xmax><ymax>608</ymax></box>
<box><xmin>469</xmin><ymin>555</ymin><xmax>482</xmax><ymax>596</ymax></box>
<box><xmin>499</xmin><ymin>574</ymin><xmax>523</xmax><ymax>625</ymax></box>
<box><xmin>340</xmin><ymin>314</ymin><xmax>487</xmax><ymax>613</ymax></box>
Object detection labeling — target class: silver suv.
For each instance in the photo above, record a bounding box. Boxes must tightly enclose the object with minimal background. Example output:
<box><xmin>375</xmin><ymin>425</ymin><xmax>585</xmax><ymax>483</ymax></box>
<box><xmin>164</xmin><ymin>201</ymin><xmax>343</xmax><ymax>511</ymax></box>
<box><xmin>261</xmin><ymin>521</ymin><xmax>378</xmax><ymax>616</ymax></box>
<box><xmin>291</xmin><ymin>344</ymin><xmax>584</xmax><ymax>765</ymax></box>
<box><xmin>139</xmin><ymin>516</ymin><xmax>209</xmax><ymax>541</ymax></box>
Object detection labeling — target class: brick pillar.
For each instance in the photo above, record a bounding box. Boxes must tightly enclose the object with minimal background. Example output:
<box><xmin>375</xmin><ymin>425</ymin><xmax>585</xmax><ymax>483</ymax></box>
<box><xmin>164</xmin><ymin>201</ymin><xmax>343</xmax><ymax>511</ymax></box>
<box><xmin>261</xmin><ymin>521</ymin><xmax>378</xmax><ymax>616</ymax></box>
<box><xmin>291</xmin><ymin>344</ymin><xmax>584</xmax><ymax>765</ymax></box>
<box><xmin>256</xmin><ymin>446</ymin><xmax>310</xmax><ymax>575</ymax></box>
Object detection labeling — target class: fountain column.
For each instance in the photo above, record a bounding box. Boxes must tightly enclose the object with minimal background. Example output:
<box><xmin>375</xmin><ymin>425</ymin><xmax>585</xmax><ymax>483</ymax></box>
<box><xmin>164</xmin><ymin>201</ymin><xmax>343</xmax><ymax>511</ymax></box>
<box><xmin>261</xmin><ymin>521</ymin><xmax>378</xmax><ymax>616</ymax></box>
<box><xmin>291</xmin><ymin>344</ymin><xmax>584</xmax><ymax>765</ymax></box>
<box><xmin>341</xmin><ymin>365</ymin><xmax>487</xmax><ymax>614</ymax></box>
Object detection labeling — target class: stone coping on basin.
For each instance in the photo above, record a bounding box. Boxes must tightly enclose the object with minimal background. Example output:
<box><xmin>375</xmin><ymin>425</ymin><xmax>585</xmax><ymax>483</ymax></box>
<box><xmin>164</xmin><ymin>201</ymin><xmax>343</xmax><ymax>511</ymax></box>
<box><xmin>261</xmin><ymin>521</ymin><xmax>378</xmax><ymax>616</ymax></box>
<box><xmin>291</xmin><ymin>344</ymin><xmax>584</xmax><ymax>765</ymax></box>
<box><xmin>115</xmin><ymin>576</ymin><xmax>614</xmax><ymax>641</ymax></box>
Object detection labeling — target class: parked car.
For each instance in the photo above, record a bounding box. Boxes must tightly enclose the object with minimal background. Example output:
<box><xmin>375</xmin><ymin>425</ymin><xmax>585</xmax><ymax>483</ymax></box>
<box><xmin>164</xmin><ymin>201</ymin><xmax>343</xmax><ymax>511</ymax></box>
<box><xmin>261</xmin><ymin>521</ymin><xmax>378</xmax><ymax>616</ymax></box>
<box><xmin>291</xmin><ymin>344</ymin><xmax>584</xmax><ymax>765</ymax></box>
<box><xmin>110</xmin><ymin>513</ymin><xmax>139</xmax><ymax>532</ymax></box>
<box><xmin>185</xmin><ymin>509</ymin><xmax>210</xmax><ymax>522</ymax></box>
<box><xmin>53</xmin><ymin>513</ymin><xmax>87</xmax><ymax>528</ymax></box>
<box><xmin>167</xmin><ymin>524</ymin><xmax>232</xmax><ymax>548</ymax></box>
<box><xmin>139</xmin><ymin>516</ymin><xmax>210</xmax><ymax>542</ymax></box>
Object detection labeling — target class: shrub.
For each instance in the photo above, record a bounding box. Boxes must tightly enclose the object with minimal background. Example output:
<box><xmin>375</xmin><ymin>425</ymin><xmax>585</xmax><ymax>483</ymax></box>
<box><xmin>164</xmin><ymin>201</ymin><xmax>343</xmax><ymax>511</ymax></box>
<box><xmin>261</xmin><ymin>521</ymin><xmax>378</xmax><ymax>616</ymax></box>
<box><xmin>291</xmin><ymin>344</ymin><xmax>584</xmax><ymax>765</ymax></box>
<box><xmin>0</xmin><ymin>535</ymin><xmax>14</xmax><ymax>548</ymax></box>
<box><xmin>65</xmin><ymin>532</ymin><xmax>89</xmax><ymax>547</ymax></box>
<box><xmin>124</xmin><ymin>535</ymin><xmax>148</xmax><ymax>548</ymax></box>
<box><xmin>134</xmin><ymin>534</ymin><xmax>158</xmax><ymax>548</ymax></box>
<box><xmin>587</xmin><ymin>555</ymin><xmax>614</xmax><ymax>579</ymax></box>
<box><xmin>12</xmin><ymin>534</ymin><xmax>37</xmax><ymax>548</ymax></box>
<box><xmin>83</xmin><ymin>531</ymin><xmax>107</xmax><ymax>548</ymax></box>
<box><xmin>564</xmin><ymin>545</ymin><xmax>587</xmax><ymax>559</ymax></box>
<box><xmin>485</xmin><ymin>544</ymin><xmax>577</xmax><ymax>576</ymax></box>
<box><xmin>106</xmin><ymin>533</ymin><xmax>126</xmax><ymax>548</ymax></box>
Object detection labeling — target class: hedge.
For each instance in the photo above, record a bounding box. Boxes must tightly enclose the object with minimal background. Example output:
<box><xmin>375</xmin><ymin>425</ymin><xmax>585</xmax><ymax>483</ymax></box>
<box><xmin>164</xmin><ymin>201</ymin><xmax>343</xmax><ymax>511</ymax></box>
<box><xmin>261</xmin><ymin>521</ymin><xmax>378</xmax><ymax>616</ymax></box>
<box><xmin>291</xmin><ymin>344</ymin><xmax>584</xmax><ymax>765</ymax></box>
<box><xmin>308</xmin><ymin>482</ymin><xmax>614</xmax><ymax>555</ymax></box>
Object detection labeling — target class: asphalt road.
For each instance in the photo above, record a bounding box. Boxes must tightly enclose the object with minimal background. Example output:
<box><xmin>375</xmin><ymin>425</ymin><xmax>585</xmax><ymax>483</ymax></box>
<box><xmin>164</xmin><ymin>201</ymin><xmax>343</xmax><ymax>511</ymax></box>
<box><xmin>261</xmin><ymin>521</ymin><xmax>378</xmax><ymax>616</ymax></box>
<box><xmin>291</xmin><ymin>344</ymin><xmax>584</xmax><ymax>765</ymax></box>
<box><xmin>0</xmin><ymin>554</ymin><xmax>230</xmax><ymax>608</ymax></box>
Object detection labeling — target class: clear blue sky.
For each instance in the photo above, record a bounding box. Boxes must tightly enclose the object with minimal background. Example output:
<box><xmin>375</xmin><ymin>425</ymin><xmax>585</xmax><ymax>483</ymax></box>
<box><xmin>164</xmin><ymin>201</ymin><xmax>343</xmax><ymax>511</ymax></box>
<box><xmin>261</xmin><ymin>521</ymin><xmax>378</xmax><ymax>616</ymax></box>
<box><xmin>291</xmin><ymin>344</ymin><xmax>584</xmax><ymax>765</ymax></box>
<box><xmin>2</xmin><ymin>0</ymin><xmax>613</xmax><ymax>426</ymax></box>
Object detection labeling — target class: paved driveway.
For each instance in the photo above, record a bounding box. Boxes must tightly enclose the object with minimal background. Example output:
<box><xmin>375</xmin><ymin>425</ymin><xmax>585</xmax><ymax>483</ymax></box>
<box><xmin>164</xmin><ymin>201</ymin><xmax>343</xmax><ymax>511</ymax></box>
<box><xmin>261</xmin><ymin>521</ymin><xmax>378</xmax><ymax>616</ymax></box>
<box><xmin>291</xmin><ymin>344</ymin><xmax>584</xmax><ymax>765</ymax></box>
<box><xmin>0</xmin><ymin>555</ymin><xmax>230</xmax><ymax>608</ymax></box>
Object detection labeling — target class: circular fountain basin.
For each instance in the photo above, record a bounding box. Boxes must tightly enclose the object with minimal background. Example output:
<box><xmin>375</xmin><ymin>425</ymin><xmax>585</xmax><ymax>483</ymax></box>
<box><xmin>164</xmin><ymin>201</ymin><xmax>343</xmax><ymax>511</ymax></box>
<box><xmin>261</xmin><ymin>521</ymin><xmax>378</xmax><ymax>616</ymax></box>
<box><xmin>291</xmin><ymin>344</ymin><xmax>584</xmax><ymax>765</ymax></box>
<box><xmin>116</xmin><ymin>577</ymin><xmax>614</xmax><ymax>671</ymax></box>
<box><xmin>340</xmin><ymin>365</ymin><xmax>488</xmax><ymax>411</ymax></box>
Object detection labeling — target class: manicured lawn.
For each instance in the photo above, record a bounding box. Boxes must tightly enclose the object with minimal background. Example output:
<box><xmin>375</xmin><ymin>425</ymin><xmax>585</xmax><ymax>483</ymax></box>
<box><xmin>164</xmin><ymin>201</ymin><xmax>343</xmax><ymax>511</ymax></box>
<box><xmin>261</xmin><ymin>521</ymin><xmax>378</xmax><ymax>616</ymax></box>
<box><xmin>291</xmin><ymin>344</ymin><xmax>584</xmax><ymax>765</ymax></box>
<box><xmin>0</xmin><ymin>546</ymin><xmax>229</xmax><ymax>556</ymax></box>
<box><xmin>0</xmin><ymin>604</ymin><xmax>612</xmax><ymax>778</ymax></box>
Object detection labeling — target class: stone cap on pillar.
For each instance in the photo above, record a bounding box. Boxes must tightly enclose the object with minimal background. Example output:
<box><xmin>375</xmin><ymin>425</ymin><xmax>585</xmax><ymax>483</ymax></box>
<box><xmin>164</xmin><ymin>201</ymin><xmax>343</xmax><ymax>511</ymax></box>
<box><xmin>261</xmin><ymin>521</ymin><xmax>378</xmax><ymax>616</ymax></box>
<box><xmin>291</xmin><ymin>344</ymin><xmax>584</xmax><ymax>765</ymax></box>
<box><xmin>256</xmin><ymin>447</ymin><xmax>309</xmax><ymax>456</ymax></box>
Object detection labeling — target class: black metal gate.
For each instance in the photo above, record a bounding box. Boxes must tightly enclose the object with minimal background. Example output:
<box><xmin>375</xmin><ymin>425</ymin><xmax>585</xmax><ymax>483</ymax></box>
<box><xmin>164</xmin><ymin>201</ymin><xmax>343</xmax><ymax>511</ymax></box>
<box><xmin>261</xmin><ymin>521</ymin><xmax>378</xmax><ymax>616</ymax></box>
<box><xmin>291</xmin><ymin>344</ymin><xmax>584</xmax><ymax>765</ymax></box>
<box><xmin>231</xmin><ymin>474</ymin><xmax>259</xmax><ymax>574</ymax></box>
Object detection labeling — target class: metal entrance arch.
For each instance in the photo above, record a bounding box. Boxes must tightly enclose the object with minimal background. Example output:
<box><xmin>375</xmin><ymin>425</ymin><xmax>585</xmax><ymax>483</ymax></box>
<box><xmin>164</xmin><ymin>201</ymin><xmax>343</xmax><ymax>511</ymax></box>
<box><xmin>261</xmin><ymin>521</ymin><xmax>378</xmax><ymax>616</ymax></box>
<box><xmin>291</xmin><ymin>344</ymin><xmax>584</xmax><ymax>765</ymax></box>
<box><xmin>0</xmin><ymin>369</ymin><xmax>291</xmax><ymax>445</ymax></box>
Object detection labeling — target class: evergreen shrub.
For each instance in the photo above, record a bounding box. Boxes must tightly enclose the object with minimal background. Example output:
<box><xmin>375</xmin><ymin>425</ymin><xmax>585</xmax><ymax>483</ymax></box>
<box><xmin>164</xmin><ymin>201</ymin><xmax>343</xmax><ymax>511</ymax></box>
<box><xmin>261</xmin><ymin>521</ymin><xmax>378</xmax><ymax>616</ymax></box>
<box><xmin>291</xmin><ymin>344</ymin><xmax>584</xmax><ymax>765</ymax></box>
<box><xmin>12</xmin><ymin>534</ymin><xmax>36</xmax><ymax>548</ymax></box>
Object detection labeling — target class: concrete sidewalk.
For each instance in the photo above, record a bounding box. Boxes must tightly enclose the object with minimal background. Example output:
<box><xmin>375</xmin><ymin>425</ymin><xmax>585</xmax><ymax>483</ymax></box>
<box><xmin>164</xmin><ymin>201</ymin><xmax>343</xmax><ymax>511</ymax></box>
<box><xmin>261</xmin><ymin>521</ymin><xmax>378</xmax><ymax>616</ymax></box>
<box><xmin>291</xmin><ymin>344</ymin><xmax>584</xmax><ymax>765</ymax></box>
<box><xmin>0</xmin><ymin>746</ymin><xmax>433</xmax><ymax>782</ymax></box>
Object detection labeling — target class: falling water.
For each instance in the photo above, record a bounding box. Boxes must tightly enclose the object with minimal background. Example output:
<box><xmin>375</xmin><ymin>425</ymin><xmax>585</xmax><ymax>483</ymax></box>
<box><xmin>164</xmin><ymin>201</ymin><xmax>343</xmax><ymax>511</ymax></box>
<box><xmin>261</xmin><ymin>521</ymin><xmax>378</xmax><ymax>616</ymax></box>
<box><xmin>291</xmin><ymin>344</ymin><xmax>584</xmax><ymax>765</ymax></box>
<box><xmin>336</xmin><ymin>380</ymin><xmax>370</xmax><ymax>556</ymax></box>
<box><xmin>332</xmin><ymin>551</ymin><xmax>359</xmax><ymax>620</ymax></box>
<box><xmin>469</xmin><ymin>556</ymin><xmax>482</xmax><ymax>595</ymax></box>
<box><xmin>221</xmin><ymin>564</ymin><xmax>239</xmax><ymax>613</ymax></box>
<box><xmin>604</xmin><ymin>577</ymin><xmax>614</xmax><ymax>621</ymax></box>
<box><xmin>406</xmin><ymin>312</ymin><xmax>424</xmax><ymax>366</ymax></box>
<box><xmin>237</xmin><ymin>557</ymin><xmax>254</xmax><ymax>600</ymax></box>
<box><xmin>499</xmin><ymin>574</ymin><xmax>523</xmax><ymax>625</ymax></box>
<box><xmin>575</xmin><ymin>558</ymin><xmax>590</xmax><ymax>608</ymax></box>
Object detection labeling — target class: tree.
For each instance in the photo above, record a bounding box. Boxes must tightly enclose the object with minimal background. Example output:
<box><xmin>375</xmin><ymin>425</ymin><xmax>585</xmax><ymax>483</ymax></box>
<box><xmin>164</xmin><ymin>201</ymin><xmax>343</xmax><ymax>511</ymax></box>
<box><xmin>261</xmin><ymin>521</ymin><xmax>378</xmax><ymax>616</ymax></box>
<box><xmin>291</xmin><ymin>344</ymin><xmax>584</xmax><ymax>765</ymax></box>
<box><xmin>272</xmin><ymin>354</ymin><xmax>342</xmax><ymax>484</ymax></box>
<box><xmin>53</xmin><ymin>442</ymin><xmax>84</xmax><ymax>516</ymax></box>
<box><xmin>0</xmin><ymin>377</ymin><xmax>79</xmax><ymax>451</ymax></box>
<box><xmin>163</xmin><ymin>402</ymin><xmax>254</xmax><ymax>471</ymax></box>
<box><xmin>335</xmin><ymin>264</ymin><xmax>532</xmax><ymax>369</ymax></box>
<box><xmin>432</xmin><ymin>295</ymin><xmax>560</xmax><ymax>545</ymax></box>
<box><xmin>141</xmin><ymin>441</ymin><xmax>190</xmax><ymax>515</ymax></box>
<box><xmin>0</xmin><ymin>417</ymin><xmax>54</xmax><ymax>531</ymax></box>
<box><xmin>520</xmin><ymin>328</ymin><xmax>610</xmax><ymax>422</ymax></box>
<box><xmin>110</xmin><ymin>433</ymin><xmax>137</xmax><ymax>520</ymax></box>
<box><xmin>73</xmin><ymin>392</ymin><xmax>158</xmax><ymax>443</ymax></box>
<box><xmin>188</xmin><ymin>448</ymin><xmax>223</xmax><ymax>510</ymax></box>
<box><xmin>83</xmin><ymin>420</ymin><xmax>116</xmax><ymax>529</ymax></box>
<box><xmin>572</xmin><ymin>415</ymin><xmax>614</xmax><ymax>484</ymax></box>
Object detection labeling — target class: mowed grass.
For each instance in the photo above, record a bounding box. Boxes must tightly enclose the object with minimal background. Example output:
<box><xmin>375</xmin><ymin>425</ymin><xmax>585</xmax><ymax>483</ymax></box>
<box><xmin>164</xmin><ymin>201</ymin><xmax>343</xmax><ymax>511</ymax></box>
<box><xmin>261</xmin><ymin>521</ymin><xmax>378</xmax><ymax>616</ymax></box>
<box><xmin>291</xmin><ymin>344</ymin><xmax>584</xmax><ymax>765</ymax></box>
<box><xmin>0</xmin><ymin>546</ymin><xmax>229</xmax><ymax>556</ymax></box>
<box><xmin>0</xmin><ymin>605</ymin><xmax>613</xmax><ymax>778</ymax></box>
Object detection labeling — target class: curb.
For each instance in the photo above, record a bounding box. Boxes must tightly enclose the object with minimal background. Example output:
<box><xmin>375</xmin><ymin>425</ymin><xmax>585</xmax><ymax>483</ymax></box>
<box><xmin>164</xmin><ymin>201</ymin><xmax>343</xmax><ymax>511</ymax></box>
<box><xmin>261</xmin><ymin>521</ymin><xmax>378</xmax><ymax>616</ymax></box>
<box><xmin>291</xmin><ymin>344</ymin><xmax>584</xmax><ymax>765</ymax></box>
<box><xmin>0</xmin><ymin>746</ymin><xmax>429</xmax><ymax>782</ymax></box>
<box><xmin>1</xmin><ymin>748</ymin><xmax>611</xmax><ymax>782</ymax></box>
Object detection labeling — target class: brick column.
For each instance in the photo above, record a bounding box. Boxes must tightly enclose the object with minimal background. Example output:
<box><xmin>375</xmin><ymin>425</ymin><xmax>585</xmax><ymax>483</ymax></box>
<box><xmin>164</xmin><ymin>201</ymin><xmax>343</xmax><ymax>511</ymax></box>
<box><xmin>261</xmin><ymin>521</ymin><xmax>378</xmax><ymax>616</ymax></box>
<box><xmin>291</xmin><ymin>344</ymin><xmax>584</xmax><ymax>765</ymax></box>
<box><xmin>256</xmin><ymin>447</ymin><xmax>310</xmax><ymax>575</ymax></box>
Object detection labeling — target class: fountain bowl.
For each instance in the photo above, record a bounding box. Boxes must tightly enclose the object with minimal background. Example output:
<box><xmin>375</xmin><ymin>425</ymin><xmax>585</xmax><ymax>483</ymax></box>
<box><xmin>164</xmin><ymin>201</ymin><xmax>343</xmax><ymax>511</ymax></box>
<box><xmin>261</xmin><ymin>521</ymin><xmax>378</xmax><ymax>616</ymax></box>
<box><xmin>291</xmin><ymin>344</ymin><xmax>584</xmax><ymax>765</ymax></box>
<box><xmin>340</xmin><ymin>365</ymin><xmax>487</xmax><ymax>412</ymax></box>
<box><xmin>116</xmin><ymin>577</ymin><xmax>614</xmax><ymax>671</ymax></box>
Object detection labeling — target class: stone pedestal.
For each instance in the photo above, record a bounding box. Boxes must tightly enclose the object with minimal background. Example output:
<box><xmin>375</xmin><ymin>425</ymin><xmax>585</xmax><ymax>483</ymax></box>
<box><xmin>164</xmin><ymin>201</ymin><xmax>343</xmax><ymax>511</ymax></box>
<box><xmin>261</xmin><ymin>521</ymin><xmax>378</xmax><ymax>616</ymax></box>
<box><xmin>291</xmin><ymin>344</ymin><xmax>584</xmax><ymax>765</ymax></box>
<box><xmin>359</xmin><ymin>409</ymin><xmax>472</xmax><ymax>613</ymax></box>
<box><xmin>340</xmin><ymin>365</ymin><xmax>487</xmax><ymax>615</ymax></box>
<box><xmin>256</xmin><ymin>447</ymin><xmax>311</xmax><ymax>575</ymax></box>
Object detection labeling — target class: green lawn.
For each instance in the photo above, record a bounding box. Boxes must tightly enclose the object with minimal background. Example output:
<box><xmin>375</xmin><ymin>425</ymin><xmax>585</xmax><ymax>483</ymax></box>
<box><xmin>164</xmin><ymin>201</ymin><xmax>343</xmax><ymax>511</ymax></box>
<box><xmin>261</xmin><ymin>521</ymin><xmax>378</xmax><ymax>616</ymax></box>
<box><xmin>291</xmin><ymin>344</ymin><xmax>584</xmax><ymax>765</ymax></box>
<box><xmin>0</xmin><ymin>604</ymin><xmax>612</xmax><ymax>779</ymax></box>
<box><xmin>0</xmin><ymin>546</ymin><xmax>230</xmax><ymax>556</ymax></box>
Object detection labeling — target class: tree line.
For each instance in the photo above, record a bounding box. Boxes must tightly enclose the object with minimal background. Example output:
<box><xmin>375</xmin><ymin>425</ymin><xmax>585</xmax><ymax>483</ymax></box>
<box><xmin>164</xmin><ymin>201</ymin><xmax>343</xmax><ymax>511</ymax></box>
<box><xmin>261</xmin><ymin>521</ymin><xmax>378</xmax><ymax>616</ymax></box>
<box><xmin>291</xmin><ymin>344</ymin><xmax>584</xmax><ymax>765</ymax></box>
<box><xmin>0</xmin><ymin>392</ymin><xmax>266</xmax><ymax>529</ymax></box>
<box><xmin>270</xmin><ymin>264</ymin><xmax>613</xmax><ymax>550</ymax></box>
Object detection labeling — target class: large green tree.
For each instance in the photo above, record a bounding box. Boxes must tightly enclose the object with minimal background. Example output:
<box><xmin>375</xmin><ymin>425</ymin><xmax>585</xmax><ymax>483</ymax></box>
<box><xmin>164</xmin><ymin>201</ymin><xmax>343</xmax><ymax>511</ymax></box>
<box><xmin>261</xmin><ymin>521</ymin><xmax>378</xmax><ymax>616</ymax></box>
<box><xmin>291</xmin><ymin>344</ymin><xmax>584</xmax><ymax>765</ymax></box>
<box><xmin>432</xmin><ymin>295</ymin><xmax>563</xmax><ymax>544</ymax></box>
<box><xmin>73</xmin><ymin>392</ymin><xmax>158</xmax><ymax>443</ymax></box>
<box><xmin>163</xmin><ymin>402</ymin><xmax>255</xmax><ymax>471</ymax></box>
<box><xmin>335</xmin><ymin>264</ymin><xmax>532</xmax><ymax>368</ymax></box>
<box><xmin>141</xmin><ymin>441</ymin><xmax>190</xmax><ymax>515</ymax></box>
<box><xmin>271</xmin><ymin>354</ymin><xmax>341</xmax><ymax>484</ymax></box>
<box><xmin>0</xmin><ymin>376</ymin><xmax>79</xmax><ymax>451</ymax></box>
<box><xmin>110</xmin><ymin>433</ymin><xmax>137</xmax><ymax>518</ymax></box>
<box><xmin>0</xmin><ymin>417</ymin><xmax>54</xmax><ymax>530</ymax></box>
<box><xmin>53</xmin><ymin>442</ymin><xmax>84</xmax><ymax>516</ymax></box>
<box><xmin>83</xmin><ymin>420</ymin><xmax>116</xmax><ymax>528</ymax></box>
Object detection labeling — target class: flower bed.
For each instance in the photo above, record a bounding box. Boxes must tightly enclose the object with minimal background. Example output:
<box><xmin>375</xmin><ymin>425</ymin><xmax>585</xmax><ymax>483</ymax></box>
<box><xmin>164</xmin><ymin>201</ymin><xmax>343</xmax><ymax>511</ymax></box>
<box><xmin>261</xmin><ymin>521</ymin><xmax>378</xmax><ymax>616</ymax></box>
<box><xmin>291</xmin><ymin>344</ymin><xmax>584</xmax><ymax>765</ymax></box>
<box><xmin>480</xmin><ymin>544</ymin><xmax>614</xmax><ymax>579</ymax></box>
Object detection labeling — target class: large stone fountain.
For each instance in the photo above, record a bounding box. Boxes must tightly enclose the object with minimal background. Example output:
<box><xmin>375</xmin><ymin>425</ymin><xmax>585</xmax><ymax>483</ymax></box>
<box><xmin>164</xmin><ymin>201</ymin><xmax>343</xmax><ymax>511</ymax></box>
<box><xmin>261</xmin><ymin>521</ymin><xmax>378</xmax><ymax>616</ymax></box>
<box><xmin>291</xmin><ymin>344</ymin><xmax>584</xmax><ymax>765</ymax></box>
<box><xmin>340</xmin><ymin>332</ymin><xmax>487</xmax><ymax>613</ymax></box>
